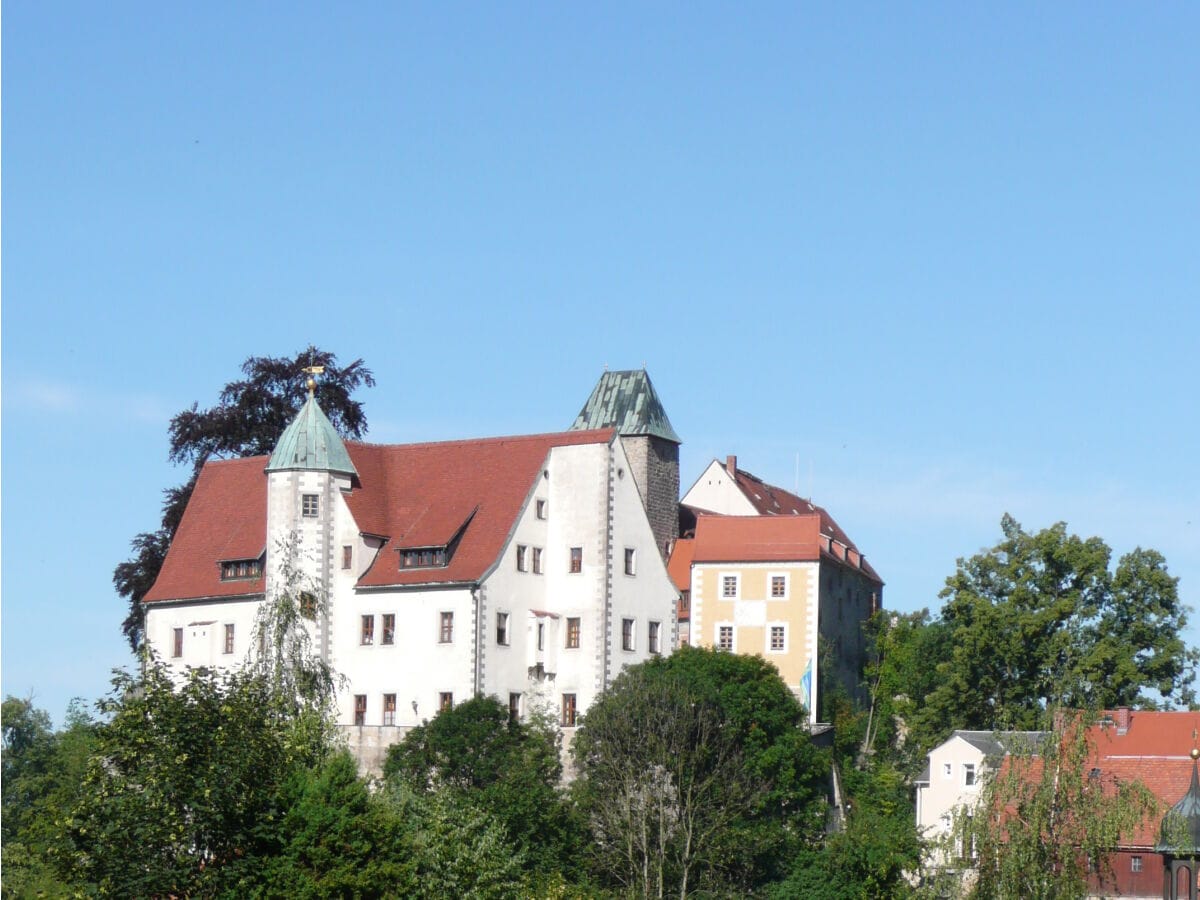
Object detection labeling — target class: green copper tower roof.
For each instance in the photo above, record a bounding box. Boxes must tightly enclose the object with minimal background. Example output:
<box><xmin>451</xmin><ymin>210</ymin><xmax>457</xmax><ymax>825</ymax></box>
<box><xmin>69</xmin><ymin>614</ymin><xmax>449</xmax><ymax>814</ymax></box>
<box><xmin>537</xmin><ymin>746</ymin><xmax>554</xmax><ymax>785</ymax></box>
<box><xmin>570</xmin><ymin>369</ymin><xmax>680</xmax><ymax>443</ymax></box>
<box><xmin>1158</xmin><ymin>758</ymin><xmax>1200</xmax><ymax>853</ymax></box>
<box><xmin>266</xmin><ymin>395</ymin><xmax>358</xmax><ymax>477</ymax></box>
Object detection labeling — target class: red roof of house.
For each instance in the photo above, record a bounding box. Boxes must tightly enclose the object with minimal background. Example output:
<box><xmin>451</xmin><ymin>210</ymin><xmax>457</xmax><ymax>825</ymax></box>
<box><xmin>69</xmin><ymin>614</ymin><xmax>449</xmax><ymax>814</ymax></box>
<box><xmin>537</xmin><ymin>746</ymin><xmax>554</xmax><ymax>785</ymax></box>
<box><xmin>145</xmin><ymin>456</ymin><xmax>268</xmax><ymax>602</ymax></box>
<box><xmin>688</xmin><ymin>513</ymin><xmax>882</xmax><ymax>583</ymax></box>
<box><xmin>145</xmin><ymin>429</ymin><xmax>614</xmax><ymax>602</ymax></box>
<box><xmin>993</xmin><ymin>710</ymin><xmax>1200</xmax><ymax>849</ymax></box>
<box><xmin>667</xmin><ymin>537</ymin><xmax>694</xmax><ymax>593</ymax></box>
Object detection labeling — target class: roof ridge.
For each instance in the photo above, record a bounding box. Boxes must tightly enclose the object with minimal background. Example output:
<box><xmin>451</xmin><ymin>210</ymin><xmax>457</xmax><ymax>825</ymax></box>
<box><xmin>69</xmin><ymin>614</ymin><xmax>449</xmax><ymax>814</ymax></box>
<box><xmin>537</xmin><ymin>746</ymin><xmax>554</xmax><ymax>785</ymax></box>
<box><xmin>347</xmin><ymin>427</ymin><xmax>614</xmax><ymax>453</ymax></box>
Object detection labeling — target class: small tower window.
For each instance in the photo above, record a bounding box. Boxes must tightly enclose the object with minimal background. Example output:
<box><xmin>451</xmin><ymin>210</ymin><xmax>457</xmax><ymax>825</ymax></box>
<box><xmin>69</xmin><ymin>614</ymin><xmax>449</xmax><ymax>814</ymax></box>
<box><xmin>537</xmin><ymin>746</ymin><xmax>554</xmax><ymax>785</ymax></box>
<box><xmin>302</xmin><ymin>494</ymin><xmax>319</xmax><ymax>517</ymax></box>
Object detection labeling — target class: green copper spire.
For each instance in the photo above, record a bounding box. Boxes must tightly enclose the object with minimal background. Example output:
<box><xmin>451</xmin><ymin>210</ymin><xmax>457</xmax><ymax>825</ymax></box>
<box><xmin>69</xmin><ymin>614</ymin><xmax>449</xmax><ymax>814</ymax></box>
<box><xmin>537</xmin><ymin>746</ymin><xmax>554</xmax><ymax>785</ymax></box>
<box><xmin>266</xmin><ymin>394</ymin><xmax>358</xmax><ymax>477</ymax></box>
<box><xmin>570</xmin><ymin>369</ymin><xmax>680</xmax><ymax>443</ymax></box>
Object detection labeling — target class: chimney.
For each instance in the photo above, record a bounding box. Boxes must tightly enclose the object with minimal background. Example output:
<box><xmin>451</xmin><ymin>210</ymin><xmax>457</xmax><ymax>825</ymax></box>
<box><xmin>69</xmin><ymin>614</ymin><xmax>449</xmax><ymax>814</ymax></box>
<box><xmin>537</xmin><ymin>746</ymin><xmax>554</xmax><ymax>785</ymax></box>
<box><xmin>726</xmin><ymin>455</ymin><xmax>737</xmax><ymax>477</ymax></box>
<box><xmin>1116</xmin><ymin>707</ymin><xmax>1131</xmax><ymax>735</ymax></box>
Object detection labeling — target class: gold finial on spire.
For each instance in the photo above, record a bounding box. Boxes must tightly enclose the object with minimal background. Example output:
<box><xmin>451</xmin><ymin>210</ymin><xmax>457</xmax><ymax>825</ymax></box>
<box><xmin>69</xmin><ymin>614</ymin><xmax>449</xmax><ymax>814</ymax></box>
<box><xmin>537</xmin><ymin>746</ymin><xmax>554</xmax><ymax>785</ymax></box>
<box><xmin>302</xmin><ymin>365</ymin><xmax>325</xmax><ymax>398</ymax></box>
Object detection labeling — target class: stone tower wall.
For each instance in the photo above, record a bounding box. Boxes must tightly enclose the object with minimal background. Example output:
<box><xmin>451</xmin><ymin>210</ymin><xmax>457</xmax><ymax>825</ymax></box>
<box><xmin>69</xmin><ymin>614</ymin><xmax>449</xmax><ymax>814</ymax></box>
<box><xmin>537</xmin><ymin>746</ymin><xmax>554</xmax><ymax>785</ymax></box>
<box><xmin>620</xmin><ymin>435</ymin><xmax>680</xmax><ymax>562</ymax></box>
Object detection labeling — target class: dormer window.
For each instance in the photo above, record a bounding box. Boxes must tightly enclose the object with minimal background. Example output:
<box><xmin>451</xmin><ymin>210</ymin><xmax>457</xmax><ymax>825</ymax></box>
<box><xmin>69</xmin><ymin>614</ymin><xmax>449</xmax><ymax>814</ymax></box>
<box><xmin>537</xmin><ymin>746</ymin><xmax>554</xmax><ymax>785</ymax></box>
<box><xmin>220</xmin><ymin>558</ymin><xmax>263</xmax><ymax>581</ymax></box>
<box><xmin>400</xmin><ymin>547</ymin><xmax>448</xmax><ymax>569</ymax></box>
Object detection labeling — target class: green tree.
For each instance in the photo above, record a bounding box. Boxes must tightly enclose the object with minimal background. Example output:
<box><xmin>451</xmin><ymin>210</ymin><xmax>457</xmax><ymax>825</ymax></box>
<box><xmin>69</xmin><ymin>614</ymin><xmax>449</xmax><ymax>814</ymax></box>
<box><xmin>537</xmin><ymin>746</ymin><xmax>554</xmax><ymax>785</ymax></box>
<box><xmin>384</xmin><ymin>696</ymin><xmax>581</xmax><ymax>878</ymax></box>
<box><xmin>113</xmin><ymin>346</ymin><xmax>375</xmax><ymax>651</ymax></box>
<box><xmin>62</xmin><ymin>662</ymin><xmax>327</xmax><ymax>896</ymax></box>
<box><xmin>253</xmin><ymin>751</ymin><xmax>418</xmax><ymax>898</ymax></box>
<box><xmin>965</xmin><ymin>710</ymin><xmax>1158</xmax><ymax>900</ymax></box>
<box><xmin>928</xmin><ymin>515</ymin><xmax>1197</xmax><ymax>735</ymax></box>
<box><xmin>2</xmin><ymin>697</ymin><xmax>98</xmax><ymax>898</ymax></box>
<box><xmin>573</xmin><ymin>647</ymin><xmax>829</xmax><ymax>896</ymax></box>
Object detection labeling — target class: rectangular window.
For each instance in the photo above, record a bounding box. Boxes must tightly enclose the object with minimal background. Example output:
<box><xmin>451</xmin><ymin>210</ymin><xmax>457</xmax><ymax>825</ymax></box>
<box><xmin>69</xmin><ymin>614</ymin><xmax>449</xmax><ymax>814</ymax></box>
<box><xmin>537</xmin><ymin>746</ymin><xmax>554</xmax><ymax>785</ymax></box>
<box><xmin>509</xmin><ymin>692</ymin><xmax>521</xmax><ymax>723</ymax></box>
<box><xmin>722</xmin><ymin>574</ymin><xmax>738</xmax><ymax>598</ymax></box>
<box><xmin>536</xmin><ymin>499</ymin><xmax>547</xmax><ymax>519</ymax></box>
<box><xmin>300</xmin><ymin>591</ymin><xmax>317</xmax><ymax>619</ymax></box>
<box><xmin>771</xmin><ymin>575</ymin><xmax>787</xmax><ymax>598</ymax></box>
<box><xmin>717</xmin><ymin>625</ymin><xmax>734</xmax><ymax>652</ymax></box>
<box><xmin>383</xmin><ymin>693</ymin><xmax>396</xmax><ymax>726</ymax></box>
<box><xmin>342</xmin><ymin>545</ymin><xmax>353</xmax><ymax>570</ymax></box>
<box><xmin>354</xmin><ymin>694</ymin><xmax>367</xmax><ymax>726</ymax></box>
<box><xmin>621</xmin><ymin>617</ymin><xmax>635</xmax><ymax>651</ymax></box>
<box><xmin>223</xmin><ymin>623</ymin><xmax>235</xmax><ymax>655</ymax></box>
<box><xmin>648</xmin><ymin>621</ymin><xmax>661</xmax><ymax>655</ymax></box>
<box><xmin>532</xmin><ymin>547</ymin><xmax>543</xmax><ymax>574</ymax></box>
<box><xmin>624</xmin><ymin>548</ymin><xmax>636</xmax><ymax>576</ymax></box>
<box><xmin>439</xmin><ymin>692</ymin><xmax>453</xmax><ymax>712</ymax></box>
<box><xmin>569</xmin><ymin>546</ymin><xmax>582</xmax><ymax>574</ymax></box>
<box><xmin>769</xmin><ymin>625</ymin><xmax>786</xmax><ymax>652</ymax></box>
<box><xmin>964</xmin><ymin>763</ymin><xmax>977</xmax><ymax>786</ymax></box>
<box><xmin>561</xmin><ymin>693</ymin><xmax>577</xmax><ymax>727</ymax></box>
<box><xmin>943</xmin><ymin>762</ymin><xmax>952</xmax><ymax>779</ymax></box>
<box><xmin>172</xmin><ymin>627</ymin><xmax>183</xmax><ymax>658</ymax></box>
<box><xmin>496</xmin><ymin>612</ymin><xmax>510</xmax><ymax>646</ymax></box>
<box><xmin>382</xmin><ymin>613</ymin><xmax>395</xmax><ymax>645</ymax></box>
<box><xmin>537</xmin><ymin>622</ymin><xmax>545</xmax><ymax>651</ymax></box>
<box><xmin>439</xmin><ymin>611</ymin><xmax>453</xmax><ymax>643</ymax></box>
<box><xmin>680</xmin><ymin>590</ymin><xmax>690</xmax><ymax>613</ymax></box>
<box><xmin>302</xmin><ymin>494</ymin><xmax>319</xmax><ymax>517</ymax></box>
<box><xmin>1131</xmin><ymin>855</ymin><xmax>1143</xmax><ymax>872</ymax></box>
<box><xmin>566</xmin><ymin>617</ymin><xmax>581</xmax><ymax>649</ymax></box>
<box><xmin>361</xmin><ymin>615</ymin><xmax>374</xmax><ymax>645</ymax></box>
<box><xmin>516</xmin><ymin>545</ymin><xmax>528</xmax><ymax>572</ymax></box>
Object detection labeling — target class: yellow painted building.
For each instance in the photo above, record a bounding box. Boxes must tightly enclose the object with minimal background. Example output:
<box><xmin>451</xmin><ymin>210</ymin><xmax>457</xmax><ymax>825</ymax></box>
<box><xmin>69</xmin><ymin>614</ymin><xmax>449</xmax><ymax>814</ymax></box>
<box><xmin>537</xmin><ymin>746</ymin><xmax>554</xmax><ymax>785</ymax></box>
<box><xmin>673</xmin><ymin>458</ymin><xmax>882</xmax><ymax>721</ymax></box>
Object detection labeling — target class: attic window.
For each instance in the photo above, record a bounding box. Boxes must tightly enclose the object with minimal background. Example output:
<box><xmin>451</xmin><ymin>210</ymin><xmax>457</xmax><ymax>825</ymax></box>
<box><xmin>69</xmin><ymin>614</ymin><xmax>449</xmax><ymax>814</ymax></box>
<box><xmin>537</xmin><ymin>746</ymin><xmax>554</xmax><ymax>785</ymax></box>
<box><xmin>221</xmin><ymin>558</ymin><xmax>263</xmax><ymax>581</ymax></box>
<box><xmin>400</xmin><ymin>547</ymin><xmax>448</xmax><ymax>569</ymax></box>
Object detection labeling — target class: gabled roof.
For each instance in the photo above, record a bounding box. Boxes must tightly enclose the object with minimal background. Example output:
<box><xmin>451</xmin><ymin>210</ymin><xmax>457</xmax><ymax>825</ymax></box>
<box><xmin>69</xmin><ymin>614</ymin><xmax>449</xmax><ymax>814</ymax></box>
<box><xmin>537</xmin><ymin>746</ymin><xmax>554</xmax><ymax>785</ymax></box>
<box><xmin>688</xmin><ymin>513</ymin><xmax>882</xmax><ymax>583</ymax></box>
<box><xmin>145</xmin><ymin>457</ymin><xmax>268</xmax><ymax>603</ymax></box>
<box><xmin>570</xmin><ymin>370</ymin><xmax>680</xmax><ymax>443</ymax></box>
<box><xmin>266</xmin><ymin>395</ymin><xmax>357</xmax><ymax>477</ymax></box>
<box><xmin>145</xmin><ymin>428</ymin><xmax>616</xmax><ymax>602</ymax></box>
<box><xmin>347</xmin><ymin>429</ymin><xmax>613</xmax><ymax>588</ymax></box>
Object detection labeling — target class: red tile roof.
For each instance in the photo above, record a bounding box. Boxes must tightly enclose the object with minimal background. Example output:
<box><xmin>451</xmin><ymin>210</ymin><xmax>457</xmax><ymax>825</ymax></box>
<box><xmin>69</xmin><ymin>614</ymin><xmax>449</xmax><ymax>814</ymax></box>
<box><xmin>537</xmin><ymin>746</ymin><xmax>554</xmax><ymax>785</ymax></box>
<box><xmin>145</xmin><ymin>457</ymin><xmax>268</xmax><ymax>602</ymax></box>
<box><xmin>688</xmin><ymin>512</ymin><xmax>882</xmax><ymax>583</ymax></box>
<box><xmin>145</xmin><ymin>429</ymin><xmax>614</xmax><ymax>602</ymax></box>
<box><xmin>993</xmin><ymin>710</ymin><xmax>1200</xmax><ymax>849</ymax></box>
<box><xmin>667</xmin><ymin>537</ymin><xmax>694</xmax><ymax>593</ymax></box>
<box><xmin>348</xmin><ymin>430</ymin><xmax>612</xmax><ymax>588</ymax></box>
<box><xmin>694</xmin><ymin>461</ymin><xmax>882</xmax><ymax>582</ymax></box>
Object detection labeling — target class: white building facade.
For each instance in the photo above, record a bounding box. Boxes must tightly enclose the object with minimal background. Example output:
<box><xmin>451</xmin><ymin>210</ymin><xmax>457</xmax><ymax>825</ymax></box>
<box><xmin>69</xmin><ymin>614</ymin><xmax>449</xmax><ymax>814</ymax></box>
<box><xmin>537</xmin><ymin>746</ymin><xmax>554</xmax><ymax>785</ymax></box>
<box><xmin>144</xmin><ymin>372</ymin><xmax>682</xmax><ymax>771</ymax></box>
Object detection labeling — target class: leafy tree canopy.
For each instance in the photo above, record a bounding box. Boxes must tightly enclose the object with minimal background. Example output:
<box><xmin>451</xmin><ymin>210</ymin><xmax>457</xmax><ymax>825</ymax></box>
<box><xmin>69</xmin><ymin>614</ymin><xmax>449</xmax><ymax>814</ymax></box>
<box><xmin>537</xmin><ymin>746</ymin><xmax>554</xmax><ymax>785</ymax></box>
<box><xmin>384</xmin><ymin>695</ymin><xmax>582</xmax><ymax>878</ymax></box>
<box><xmin>113</xmin><ymin>346</ymin><xmax>374</xmax><ymax>652</ymax></box>
<box><xmin>573</xmin><ymin>647</ymin><xmax>830</xmax><ymax>896</ymax></box>
<box><xmin>926</xmin><ymin>515</ymin><xmax>1197</xmax><ymax>736</ymax></box>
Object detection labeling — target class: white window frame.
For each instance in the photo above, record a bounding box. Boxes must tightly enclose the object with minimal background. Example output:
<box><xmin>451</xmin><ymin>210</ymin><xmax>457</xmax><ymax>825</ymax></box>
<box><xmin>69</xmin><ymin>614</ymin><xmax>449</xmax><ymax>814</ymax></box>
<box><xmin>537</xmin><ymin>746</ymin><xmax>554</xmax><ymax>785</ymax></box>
<box><xmin>648</xmin><ymin>620</ymin><xmax>661</xmax><ymax>655</ymax></box>
<box><xmin>716</xmin><ymin>622</ymin><xmax>736</xmax><ymax>652</ymax></box>
<box><xmin>767</xmin><ymin>571</ymin><xmax>789</xmax><ymax>601</ymax></box>
<box><xmin>766</xmin><ymin>622</ymin><xmax>788</xmax><ymax>654</ymax></box>
<box><xmin>719</xmin><ymin>572</ymin><xmax>740</xmax><ymax>600</ymax></box>
<box><xmin>963</xmin><ymin>762</ymin><xmax>977</xmax><ymax>787</ymax></box>
<box><xmin>496</xmin><ymin>610</ymin><xmax>510</xmax><ymax>646</ymax></box>
<box><xmin>302</xmin><ymin>493</ymin><xmax>319</xmax><ymax>517</ymax></box>
<box><xmin>942</xmin><ymin>762</ymin><xmax>952</xmax><ymax>779</ymax></box>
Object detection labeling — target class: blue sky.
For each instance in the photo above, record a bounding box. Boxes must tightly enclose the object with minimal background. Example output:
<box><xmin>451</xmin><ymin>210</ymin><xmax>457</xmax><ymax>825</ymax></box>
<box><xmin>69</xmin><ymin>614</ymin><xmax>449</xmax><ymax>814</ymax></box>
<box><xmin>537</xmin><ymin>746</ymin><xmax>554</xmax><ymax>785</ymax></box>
<box><xmin>4</xmin><ymin>3</ymin><xmax>1198</xmax><ymax>722</ymax></box>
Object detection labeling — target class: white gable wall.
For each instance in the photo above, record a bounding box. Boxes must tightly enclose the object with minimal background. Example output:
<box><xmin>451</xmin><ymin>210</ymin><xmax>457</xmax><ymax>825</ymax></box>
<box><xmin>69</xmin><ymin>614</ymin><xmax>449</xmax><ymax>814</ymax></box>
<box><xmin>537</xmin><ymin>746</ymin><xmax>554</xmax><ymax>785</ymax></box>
<box><xmin>681</xmin><ymin>459</ymin><xmax>757</xmax><ymax>515</ymax></box>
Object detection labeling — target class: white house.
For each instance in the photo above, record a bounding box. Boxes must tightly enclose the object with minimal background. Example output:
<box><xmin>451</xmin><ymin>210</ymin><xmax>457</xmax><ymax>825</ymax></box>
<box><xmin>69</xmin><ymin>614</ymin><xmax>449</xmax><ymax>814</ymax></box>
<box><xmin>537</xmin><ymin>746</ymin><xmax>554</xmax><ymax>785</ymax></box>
<box><xmin>914</xmin><ymin>730</ymin><xmax>1047</xmax><ymax>869</ymax></box>
<box><xmin>143</xmin><ymin>371</ymin><xmax>682</xmax><ymax>771</ymax></box>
